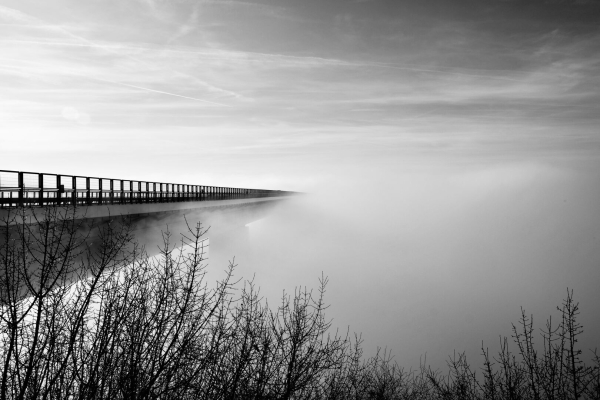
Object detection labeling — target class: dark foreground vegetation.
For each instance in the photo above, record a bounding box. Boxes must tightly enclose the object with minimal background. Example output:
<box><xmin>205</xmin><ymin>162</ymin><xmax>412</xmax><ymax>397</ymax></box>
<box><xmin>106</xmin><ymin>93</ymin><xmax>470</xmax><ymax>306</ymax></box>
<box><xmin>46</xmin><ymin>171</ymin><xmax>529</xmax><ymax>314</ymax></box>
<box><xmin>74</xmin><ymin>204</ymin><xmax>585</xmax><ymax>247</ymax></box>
<box><xmin>1</xmin><ymin>207</ymin><xmax>599</xmax><ymax>400</ymax></box>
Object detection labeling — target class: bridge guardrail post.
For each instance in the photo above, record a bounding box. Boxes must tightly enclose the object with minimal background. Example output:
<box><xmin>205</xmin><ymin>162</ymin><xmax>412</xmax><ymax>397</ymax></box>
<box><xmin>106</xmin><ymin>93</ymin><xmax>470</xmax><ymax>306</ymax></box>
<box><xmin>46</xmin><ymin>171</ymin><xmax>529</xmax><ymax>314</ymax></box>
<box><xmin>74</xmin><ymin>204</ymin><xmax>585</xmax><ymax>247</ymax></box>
<box><xmin>57</xmin><ymin>175</ymin><xmax>61</xmax><ymax>206</ymax></box>
<box><xmin>86</xmin><ymin>177</ymin><xmax>91</xmax><ymax>206</ymax></box>
<box><xmin>17</xmin><ymin>172</ymin><xmax>24</xmax><ymax>207</ymax></box>
<box><xmin>38</xmin><ymin>173</ymin><xmax>44</xmax><ymax>207</ymax></box>
<box><xmin>72</xmin><ymin>176</ymin><xmax>76</xmax><ymax>206</ymax></box>
<box><xmin>98</xmin><ymin>179</ymin><xmax>103</xmax><ymax>206</ymax></box>
<box><xmin>57</xmin><ymin>175</ymin><xmax>65</xmax><ymax>206</ymax></box>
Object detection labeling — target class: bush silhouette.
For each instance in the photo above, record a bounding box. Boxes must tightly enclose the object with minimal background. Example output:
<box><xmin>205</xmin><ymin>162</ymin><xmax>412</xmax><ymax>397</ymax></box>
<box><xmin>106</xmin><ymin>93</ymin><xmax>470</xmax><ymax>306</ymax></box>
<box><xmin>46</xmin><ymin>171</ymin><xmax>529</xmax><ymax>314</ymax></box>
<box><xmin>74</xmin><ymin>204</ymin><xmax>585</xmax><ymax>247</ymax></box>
<box><xmin>1</xmin><ymin>206</ymin><xmax>598</xmax><ymax>399</ymax></box>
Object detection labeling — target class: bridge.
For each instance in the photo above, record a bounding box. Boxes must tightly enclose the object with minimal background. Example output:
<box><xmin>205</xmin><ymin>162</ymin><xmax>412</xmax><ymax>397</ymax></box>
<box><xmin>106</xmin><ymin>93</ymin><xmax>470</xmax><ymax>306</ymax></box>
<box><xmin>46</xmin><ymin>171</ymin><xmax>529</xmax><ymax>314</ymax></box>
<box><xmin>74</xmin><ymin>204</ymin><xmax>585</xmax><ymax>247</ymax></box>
<box><xmin>0</xmin><ymin>169</ymin><xmax>296</xmax><ymax>253</ymax></box>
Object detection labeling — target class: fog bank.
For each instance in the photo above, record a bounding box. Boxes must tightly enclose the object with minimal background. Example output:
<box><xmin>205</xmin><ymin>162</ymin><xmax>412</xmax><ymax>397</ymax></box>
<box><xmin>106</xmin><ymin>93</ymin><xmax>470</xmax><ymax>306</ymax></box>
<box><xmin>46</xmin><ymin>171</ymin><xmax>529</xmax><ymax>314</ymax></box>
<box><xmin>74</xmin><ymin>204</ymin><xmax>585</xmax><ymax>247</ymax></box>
<box><xmin>207</xmin><ymin>160</ymin><xmax>600</xmax><ymax>370</ymax></box>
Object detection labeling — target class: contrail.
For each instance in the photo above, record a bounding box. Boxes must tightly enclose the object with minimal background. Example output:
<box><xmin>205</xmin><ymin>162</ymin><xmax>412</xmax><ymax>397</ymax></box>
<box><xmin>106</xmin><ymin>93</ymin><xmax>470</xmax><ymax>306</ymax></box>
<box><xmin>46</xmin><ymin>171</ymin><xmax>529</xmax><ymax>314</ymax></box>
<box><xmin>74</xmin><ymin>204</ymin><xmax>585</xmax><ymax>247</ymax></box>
<box><xmin>0</xmin><ymin>60</ymin><xmax>230</xmax><ymax>106</ymax></box>
<box><xmin>2</xmin><ymin>38</ymin><xmax>244</xmax><ymax>100</ymax></box>
<box><xmin>0</xmin><ymin>6</ymin><xmax>244</xmax><ymax>103</ymax></box>
<box><xmin>217</xmin><ymin>49</ymin><xmax>526</xmax><ymax>82</ymax></box>
<box><xmin>98</xmin><ymin>79</ymin><xmax>231</xmax><ymax>106</ymax></box>
<box><xmin>2</xmin><ymin>37</ymin><xmax>524</xmax><ymax>83</ymax></box>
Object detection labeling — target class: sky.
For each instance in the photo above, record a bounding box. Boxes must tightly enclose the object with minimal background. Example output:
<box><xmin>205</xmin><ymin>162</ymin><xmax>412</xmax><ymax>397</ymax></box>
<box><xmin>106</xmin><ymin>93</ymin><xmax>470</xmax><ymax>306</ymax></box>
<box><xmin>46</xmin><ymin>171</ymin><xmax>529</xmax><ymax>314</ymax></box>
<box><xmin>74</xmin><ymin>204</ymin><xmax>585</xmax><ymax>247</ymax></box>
<box><xmin>1</xmin><ymin>0</ymin><xmax>600</xmax><ymax>188</ymax></box>
<box><xmin>1</xmin><ymin>0</ymin><xmax>600</xmax><ymax>370</ymax></box>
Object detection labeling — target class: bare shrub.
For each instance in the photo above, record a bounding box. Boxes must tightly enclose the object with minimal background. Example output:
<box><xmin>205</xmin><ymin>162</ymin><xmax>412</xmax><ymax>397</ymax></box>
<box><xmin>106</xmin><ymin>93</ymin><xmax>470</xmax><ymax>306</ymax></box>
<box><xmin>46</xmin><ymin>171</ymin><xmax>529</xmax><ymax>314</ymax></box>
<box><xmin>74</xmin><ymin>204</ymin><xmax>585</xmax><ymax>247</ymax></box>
<box><xmin>1</xmin><ymin>206</ymin><xmax>599</xmax><ymax>400</ymax></box>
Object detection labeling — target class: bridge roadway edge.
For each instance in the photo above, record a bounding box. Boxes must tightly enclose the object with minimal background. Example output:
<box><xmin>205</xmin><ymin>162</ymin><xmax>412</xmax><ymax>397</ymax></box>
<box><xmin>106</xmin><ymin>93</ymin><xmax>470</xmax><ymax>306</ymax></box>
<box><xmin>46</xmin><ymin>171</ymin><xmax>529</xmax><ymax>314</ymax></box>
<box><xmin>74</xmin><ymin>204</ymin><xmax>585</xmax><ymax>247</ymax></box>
<box><xmin>1</xmin><ymin>197</ymin><xmax>290</xmax><ymax>256</ymax></box>
<box><xmin>0</xmin><ymin>197</ymin><xmax>287</xmax><ymax>225</ymax></box>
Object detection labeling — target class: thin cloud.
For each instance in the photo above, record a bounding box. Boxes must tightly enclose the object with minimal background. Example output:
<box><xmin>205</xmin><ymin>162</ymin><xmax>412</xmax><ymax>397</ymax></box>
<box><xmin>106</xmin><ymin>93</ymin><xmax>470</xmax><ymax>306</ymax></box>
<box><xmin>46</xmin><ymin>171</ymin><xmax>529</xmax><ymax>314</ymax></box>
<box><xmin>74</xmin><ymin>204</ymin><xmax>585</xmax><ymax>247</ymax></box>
<box><xmin>0</xmin><ymin>36</ymin><xmax>548</xmax><ymax>87</ymax></box>
<box><xmin>96</xmin><ymin>79</ymin><xmax>230</xmax><ymax>106</ymax></box>
<box><xmin>0</xmin><ymin>5</ymin><xmax>248</xmax><ymax>103</ymax></box>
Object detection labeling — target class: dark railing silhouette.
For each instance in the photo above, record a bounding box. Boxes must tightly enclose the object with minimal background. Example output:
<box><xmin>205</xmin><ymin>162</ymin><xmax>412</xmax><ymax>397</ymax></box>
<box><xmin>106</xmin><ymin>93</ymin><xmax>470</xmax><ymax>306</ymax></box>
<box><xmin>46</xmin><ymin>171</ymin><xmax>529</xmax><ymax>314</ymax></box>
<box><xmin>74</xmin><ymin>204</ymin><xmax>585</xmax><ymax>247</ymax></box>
<box><xmin>0</xmin><ymin>169</ymin><xmax>294</xmax><ymax>208</ymax></box>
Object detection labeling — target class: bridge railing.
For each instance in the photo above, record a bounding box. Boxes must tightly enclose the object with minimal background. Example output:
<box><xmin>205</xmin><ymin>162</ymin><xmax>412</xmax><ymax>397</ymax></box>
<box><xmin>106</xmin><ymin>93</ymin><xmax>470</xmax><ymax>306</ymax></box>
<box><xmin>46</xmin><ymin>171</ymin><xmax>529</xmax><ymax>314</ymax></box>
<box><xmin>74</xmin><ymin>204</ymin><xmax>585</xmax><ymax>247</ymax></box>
<box><xmin>0</xmin><ymin>169</ymin><xmax>294</xmax><ymax>208</ymax></box>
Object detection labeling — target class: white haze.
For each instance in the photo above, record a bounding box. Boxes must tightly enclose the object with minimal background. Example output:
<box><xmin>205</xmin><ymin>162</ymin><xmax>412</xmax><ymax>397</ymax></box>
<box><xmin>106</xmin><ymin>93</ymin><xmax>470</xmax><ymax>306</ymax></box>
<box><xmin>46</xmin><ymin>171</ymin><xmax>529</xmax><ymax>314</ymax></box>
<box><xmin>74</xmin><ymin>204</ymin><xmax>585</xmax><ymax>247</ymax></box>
<box><xmin>206</xmin><ymin>159</ymin><xmax>600</xmax><ymax>370</ymax></box>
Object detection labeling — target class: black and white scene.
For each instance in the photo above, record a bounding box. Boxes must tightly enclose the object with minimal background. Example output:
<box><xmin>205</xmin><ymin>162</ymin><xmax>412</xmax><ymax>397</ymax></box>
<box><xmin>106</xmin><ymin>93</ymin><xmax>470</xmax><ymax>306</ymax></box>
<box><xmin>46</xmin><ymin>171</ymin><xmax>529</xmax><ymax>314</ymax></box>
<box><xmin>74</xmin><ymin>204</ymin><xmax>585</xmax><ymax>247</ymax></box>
<box><xmin>1</xmin><ymin>0</ymin><xmax>600</xmax><ymax>398</ymax></box>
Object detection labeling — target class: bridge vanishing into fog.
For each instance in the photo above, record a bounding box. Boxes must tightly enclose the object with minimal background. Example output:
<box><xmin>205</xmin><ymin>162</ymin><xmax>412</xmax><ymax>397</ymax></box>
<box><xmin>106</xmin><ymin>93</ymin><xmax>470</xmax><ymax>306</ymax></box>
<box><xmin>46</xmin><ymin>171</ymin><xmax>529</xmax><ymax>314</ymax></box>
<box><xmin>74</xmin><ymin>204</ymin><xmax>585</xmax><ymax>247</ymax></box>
<box><xmin>0</xmin><ymin>169</ymin><xmax>296</xmax><ymax>251</ymax></box>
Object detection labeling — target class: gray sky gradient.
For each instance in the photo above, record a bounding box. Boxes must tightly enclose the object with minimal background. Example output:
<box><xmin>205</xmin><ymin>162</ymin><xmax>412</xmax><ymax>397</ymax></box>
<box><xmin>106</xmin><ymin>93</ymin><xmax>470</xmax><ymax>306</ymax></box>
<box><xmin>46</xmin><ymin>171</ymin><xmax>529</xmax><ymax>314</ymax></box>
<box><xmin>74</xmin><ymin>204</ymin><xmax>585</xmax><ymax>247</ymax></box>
<box><xmin>1</xmin><ymin>0</ymin><xmax>600</xmax><ymax>187</ymax></box>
